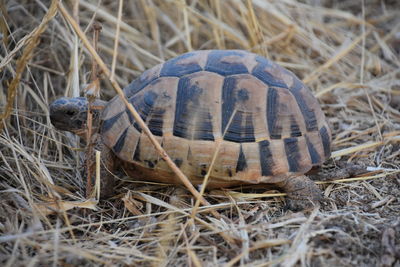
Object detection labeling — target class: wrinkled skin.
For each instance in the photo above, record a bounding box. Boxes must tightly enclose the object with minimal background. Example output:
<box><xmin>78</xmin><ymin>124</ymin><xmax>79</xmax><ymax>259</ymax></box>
<box><xmin>50</xmin><ymin>97</ymin><xmax>106</xmax><ymax>137</ymax></box>
<box><xmin>50</xmin><ymin>97</ymin><xmax>114</xmax><ymax>197</ymax></box>
<box><xmin>50</xmin><ymin>97</ymin><xmax>89</xmax><ymax>133</ymax></box>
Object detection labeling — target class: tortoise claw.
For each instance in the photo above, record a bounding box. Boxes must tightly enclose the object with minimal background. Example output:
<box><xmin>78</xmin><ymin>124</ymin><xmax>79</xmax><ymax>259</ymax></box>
<box><xmin>279</xmin><ymin>175</ymin><xmax>323</xmax><ymax>211</ymax></box>
<box><xmin>284</xmin><ymin>196</ymin><xmax>321</xmax><ymax>212</ymax></box>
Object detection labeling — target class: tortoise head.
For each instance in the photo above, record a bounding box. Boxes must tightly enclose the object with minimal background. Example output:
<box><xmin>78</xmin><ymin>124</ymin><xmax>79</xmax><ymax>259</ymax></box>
<box><xmin>49</xmin><ymin>97</ymin><xmax>106</xmax><ymax>135</ymax></box>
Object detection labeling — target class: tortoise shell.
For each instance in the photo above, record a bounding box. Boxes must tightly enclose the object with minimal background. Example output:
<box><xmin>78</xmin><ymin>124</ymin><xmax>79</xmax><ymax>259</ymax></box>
<box><xmin>101</xmin><ymin>50</ymin><xmax>331</xmax><ymax>186</ymax></box>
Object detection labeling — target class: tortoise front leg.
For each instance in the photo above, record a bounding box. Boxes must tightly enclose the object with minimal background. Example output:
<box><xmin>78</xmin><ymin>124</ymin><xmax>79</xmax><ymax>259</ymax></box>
<box><xmin>277</xmin><ymin>175</ymin><xmax>323</xmax><ymax>211</ymax></box>
<box><xmin>98</xmin><ymin>145</ymin><xmax>117</xmax><ymax>198</ymax></box>
<box><xmin>308</xmin><ymin>163</ymin><xmax>367</xmax><ymax>181</ymax></box>
<box><xmin>87</xmin><ymin>136</ymin><xmax>116</xmax><ymax>198</ymax></box>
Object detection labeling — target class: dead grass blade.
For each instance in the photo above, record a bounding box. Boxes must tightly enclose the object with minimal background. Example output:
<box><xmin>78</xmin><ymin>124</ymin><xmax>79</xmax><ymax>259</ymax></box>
<box><xmin>0</xmin><ymin>0</ymin><xmax>58</xmax><ymax>131</ymax></box>
<box><xmin>316</xmin><ymin>170</ymin><xmax>400</xmax><ymax>184</ymax></box>
<box><xmin>224</xmin><ymin>239</ymin><xmax>290</xmax><ymax>267</ymax></box>
<box><xmin>332</xmin><ymin>140</ymin><xmax>384</xmax><ymax>158</ymax></box>
<box><xmin>110</xmin><ymin>0</ymin><xmax>123</xmax><ymax>79</ymax></box>
<box><xmin>33</xmin><ymin>199</ymin><xmax>98</xmax><ymax>216</ymax></box>
<box><xmin>0</xmin><ymin>0</ymin><xmax>9</xmax><ymax>47</ymax></box>
<box><xmin>303</xmin><ymin>29</ymin><xmax>372</xmax><ymax>84</ymax></box>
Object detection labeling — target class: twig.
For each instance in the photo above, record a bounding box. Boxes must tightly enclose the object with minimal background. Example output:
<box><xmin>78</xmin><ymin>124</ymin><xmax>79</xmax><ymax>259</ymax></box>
<box><xmin>110</xmin><ymin>0</ymin><xmax>123</xmax><ymax>79</ymax></box>
<box><xmin>85</xmin><ymin>22</ymin><xmax>102</xmax><ymax>197</ymax></box>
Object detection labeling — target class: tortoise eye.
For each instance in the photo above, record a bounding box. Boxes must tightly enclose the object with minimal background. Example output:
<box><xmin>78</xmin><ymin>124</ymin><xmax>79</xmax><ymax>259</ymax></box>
<box><xmin>65</xmin><ymin>110</ymin><xmax>76</xmax><ymax>116</ymax></box>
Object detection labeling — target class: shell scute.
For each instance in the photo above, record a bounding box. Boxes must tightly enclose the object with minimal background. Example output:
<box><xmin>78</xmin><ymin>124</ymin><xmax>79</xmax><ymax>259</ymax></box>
<box><xmin>319</xmin><ymin>126</ymin><xmax>331</xmax><ymax>157</ymax></box>
<box><xmin>160</xmin><ymin>51</ymin><xmax>206</xmax><ymax>77</ymax></box>
<box><xmin>252</xmin><ymin>56</ymin><xmax>289</xmax><ymax>88</ymax></box>
<box><xmin>288</xmin><ymin>80</ymin><xmax>319</xmax><ymax>132</ymax></box>
<box><xmin>221</xmin><ymin>74</ymin><xmax>268</xmax><ymax>143</ymax></box>
<box><xmin>124</xmin><ymin>64</ymin><xmax>162</xmax><ymax>98</ymax></box>
<box><xmin>173</xmin><ymin>71</ymin><xmax>224</xmax><ymax>141</ymax></box>
<box><xmin>205</xmin><ymin>50</ymin><xmax>249</xmax><ymax>76</ymax></box>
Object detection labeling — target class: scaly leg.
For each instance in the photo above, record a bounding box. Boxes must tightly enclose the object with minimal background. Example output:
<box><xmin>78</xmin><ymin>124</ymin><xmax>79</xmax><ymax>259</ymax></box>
<box><xmin>277</xmin><ymin>175</ymin><xmax>323</xmax><ymax>211</ymax></box>
<box><xmin>87</xmin><ymin>135</ymin><xmax>116</xmax><ymax>198</ymax></box>
<box><xmin>308</xmin><ymin>162</ymin><xmax>367</xmax><ymax>181</ymax></box>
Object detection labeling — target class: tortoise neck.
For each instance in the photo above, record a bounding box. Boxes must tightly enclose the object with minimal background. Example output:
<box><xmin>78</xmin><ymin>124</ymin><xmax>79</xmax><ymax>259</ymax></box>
<box><xmin>88</xmin><ymin>99</ymin><xmax>107</xmax><ymax>126</ymax></box>
<box><xmin>76</xmin><ymin>99</ymin><xmax>107</xmax><ymax>140</ymax></box>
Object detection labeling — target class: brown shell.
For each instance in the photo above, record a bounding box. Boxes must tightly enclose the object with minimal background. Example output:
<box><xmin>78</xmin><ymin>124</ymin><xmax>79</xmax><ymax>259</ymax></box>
<box><xmin>101</xmin><ymin>50</ymin><xmax>331</xmax><ymax>186</ymax></box>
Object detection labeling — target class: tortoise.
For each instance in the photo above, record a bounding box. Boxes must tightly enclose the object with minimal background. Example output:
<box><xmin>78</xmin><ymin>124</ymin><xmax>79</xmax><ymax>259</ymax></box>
<box><xmin>50</xmin><ymin>50</ymin><xmax>331</xmax><ymax>210</ymax></box>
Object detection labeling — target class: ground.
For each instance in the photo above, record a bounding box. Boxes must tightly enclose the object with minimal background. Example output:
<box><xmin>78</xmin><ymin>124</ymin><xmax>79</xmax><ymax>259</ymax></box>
<box><xmin>0</xmin><ymin>0</ymin><xmax>399</xmax><ymax>266</ymax></box>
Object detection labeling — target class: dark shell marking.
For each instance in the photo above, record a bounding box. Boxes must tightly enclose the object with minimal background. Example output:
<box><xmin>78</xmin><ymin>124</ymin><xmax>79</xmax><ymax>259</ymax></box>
<box><xmin>101</xmin><ymin>50</ymin><xmax>331</xmax><ymax>185</ymax></box>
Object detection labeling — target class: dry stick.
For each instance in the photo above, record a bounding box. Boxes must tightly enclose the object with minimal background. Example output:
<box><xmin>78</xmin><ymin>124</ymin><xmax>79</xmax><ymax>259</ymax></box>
<box><xmin>190</xmin><ymin>138</ymin><xmax>223</xmax><ymax>218</ymax></box>
<box><xmin>70</xmin><ymin>0</ymin><xmax>80</xmax><ymax>98</ymax></box>
<box><xmin>85</xmin><ymin>22</ymin><xmax>102</xmax><ymax>198</ymax></box>
<box><xmin>316</xmin><ymin>170</ymin><xmax>400</xmax><ymax>184</ymax></box>
<box><xmin>191</xmin><ymin>109</ymin><xmax>237</xmax><ymax>217</ymax></box>
<box><xmin>95</xmin><ymin>151</ymin><xmax>101</xmax><ymax>200</ymax></box>
<box><xmin>72</xmin><ymin>0</ymin><xmax>79</xmax><ymax>23</ymax></box>
<box><xmin>57</xmin><ymin>3</ymin><xmax>221</xmax><ymax>219</ymax></box>
<box><xmin>223</xmin><ymin>170</ymin><xmax>400</xmax><ymax>199</ymax></box>
<box><xmin>90</xmin><ymin>22</ymin><xmax>101</xmax><ymax>85</ymax></box>
<box><xmin>110</xmin><ymin>0</ymin><xmax>123</xmax><ymax>79</ymax></box>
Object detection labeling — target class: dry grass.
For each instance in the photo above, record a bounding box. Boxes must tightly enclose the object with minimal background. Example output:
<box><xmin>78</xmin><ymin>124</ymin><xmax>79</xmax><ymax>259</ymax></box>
<box><xmin>1</xmin><ymin>0</ymin><xmax>400</xmax><ymax>266</ymax></box>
